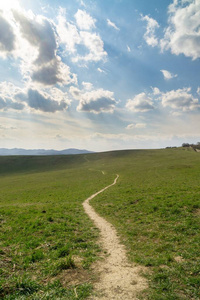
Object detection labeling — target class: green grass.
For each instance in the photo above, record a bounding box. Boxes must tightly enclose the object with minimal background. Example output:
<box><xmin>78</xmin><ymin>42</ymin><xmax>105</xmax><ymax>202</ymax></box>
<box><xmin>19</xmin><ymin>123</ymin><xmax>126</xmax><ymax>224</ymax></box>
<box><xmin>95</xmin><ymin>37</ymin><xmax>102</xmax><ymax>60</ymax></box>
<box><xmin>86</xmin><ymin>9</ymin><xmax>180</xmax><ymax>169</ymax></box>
<box><xmin>90</xmin><ymin>148</ymin><xmax>200</xmax><ymax>299</ymax></box>
<box><xmin>0</xmin><ymin>148</ymin><xmax>200</xmax><ymax>299</ymax></box>
<box><xmin>0</xmin><ymin>154</ymin><xmax>113</xmax><ymax>299</ymax></box>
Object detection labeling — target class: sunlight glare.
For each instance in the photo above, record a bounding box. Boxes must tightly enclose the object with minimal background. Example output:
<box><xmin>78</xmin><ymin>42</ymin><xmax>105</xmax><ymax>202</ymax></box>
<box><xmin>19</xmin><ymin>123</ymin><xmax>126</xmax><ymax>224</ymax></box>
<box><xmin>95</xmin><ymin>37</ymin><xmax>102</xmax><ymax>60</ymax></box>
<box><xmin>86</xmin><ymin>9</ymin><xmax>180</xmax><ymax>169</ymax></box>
<box><xmin>0</xmin><ymin>0</ymin><xmax>20</xmax><ymax>11</ymax></box>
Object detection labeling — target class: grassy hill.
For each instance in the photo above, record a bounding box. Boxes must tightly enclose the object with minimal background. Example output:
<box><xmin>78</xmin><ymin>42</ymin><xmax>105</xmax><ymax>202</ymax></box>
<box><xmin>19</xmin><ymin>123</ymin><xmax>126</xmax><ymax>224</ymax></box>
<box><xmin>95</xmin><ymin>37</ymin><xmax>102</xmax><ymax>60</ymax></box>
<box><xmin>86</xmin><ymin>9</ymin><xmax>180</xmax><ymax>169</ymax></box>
<box><xmin>0</xmin><ymin>148</ymin><xmax>199</xmax><ymax>299</ymax></box>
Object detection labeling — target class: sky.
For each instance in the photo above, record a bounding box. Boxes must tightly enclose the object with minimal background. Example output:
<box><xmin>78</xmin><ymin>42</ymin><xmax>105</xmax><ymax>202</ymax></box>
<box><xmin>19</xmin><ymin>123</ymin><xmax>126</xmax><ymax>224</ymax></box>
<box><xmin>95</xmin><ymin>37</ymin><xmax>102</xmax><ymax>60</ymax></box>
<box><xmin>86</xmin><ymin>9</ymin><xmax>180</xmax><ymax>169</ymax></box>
<box><xmin>0</xmin><ymin>0</ymin><xmax>200</xmax><ymax>152</ymax></box>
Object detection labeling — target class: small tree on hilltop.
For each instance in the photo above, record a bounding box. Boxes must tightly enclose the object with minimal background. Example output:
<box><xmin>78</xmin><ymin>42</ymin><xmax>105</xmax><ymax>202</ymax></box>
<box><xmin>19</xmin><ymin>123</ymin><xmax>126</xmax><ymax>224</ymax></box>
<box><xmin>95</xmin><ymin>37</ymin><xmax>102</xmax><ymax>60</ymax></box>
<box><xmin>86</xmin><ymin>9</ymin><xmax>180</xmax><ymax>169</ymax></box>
<box><xmin>182</xmin><ymin>143</ymin><xmax>190</xmax><ymax>147</ymax></box>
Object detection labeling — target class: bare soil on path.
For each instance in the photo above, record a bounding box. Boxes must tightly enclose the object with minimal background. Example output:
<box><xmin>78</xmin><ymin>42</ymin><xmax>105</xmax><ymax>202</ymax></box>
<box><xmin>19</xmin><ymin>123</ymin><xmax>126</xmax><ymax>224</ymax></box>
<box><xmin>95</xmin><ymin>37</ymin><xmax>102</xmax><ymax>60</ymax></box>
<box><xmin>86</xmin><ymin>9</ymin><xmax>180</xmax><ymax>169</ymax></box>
<box><xmin>83</xmin><ymin>175</ymin><xmax>148</xmax><ymax>300</ymax></box>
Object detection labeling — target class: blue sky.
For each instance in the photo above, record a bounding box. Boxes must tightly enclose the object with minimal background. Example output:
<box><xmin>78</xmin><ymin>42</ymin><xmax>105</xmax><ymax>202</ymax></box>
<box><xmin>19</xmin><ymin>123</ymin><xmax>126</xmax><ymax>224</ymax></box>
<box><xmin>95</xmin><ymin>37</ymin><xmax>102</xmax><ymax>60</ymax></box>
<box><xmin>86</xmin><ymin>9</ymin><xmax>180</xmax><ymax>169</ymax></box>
<box><xmin>0</xmin><ymin>0</ymin><xmax>200</xmax><ymax>151</ymax></box>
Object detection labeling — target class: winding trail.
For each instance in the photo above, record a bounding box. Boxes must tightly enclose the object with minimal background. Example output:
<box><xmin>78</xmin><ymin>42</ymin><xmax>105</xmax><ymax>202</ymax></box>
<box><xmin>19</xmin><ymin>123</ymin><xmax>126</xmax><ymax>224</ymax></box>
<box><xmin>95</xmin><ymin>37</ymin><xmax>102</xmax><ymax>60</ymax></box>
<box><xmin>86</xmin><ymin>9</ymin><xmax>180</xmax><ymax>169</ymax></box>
<box><xmin>83</xmin><ymin>175</ymin><xmax>147</xmax><ymax>300</ymax></box>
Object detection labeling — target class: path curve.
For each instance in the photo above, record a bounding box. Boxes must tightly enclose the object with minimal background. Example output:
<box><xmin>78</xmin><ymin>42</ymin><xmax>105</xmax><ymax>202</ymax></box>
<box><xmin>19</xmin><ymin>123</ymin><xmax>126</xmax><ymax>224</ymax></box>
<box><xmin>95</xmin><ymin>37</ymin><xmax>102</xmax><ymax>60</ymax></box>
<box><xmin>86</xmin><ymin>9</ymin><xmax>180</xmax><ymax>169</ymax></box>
<box><xmin>83</xmin><ymin>175</ymin><xmax>147</xmax><ymax>300</ymax></box>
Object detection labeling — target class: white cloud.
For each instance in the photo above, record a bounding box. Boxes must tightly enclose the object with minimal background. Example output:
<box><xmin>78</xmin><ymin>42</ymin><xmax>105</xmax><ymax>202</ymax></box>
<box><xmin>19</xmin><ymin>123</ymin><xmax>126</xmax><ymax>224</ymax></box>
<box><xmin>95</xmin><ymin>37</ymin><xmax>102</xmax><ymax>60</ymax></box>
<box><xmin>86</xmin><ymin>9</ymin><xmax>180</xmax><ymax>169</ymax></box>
<box><xmin>135</xmin><ymin>123</ymin><xmax>146</xmax><ymax>129</ymax></box>
<box><xmin>141</xmin><ymin>14</ymin><xmax>159</xmax><ymax>47</ymax></box>
<box><xmin>129</xmin><ymin>87</ymin><xmax>200</xmax><ymax>113</ymax></box>
<box><xmin>197</xmin><ymin>87</ymin><xmax>200</xmax><ymax>95</ymax></box>
<box><xmin>160</xmin><ymin>69</ymin><xmax>177</xmax><ymax>80</ymax></box>
<box><xmin>0</xmin><ymin>7</ymin><xmax>77</xmax><ymax>88</ymax></box>
<box><xmin>12</xmin><ymin>10</ymin><xmax>77</xmax><ymax>86</ymax></box>
<box><xmin>13</xmin><ymin>11</ymin><xmax>56</xmax><ymax>66</ymax></box>
<box><xmin>0</xmin><ymin>81</ymin><xmax>22</xmax><ymax>98</ymax></box>
<box><xmin>0</xmin><ymin>82</ymin><xmax>25</xmax><ymax>111</ymax></box>
<box><xmin>74</xmin><ymin>31</ymin><xmax>107</xmax><ymax>62</ymax></box>
<box><xmin>97</xmin><ymin>67</ymin><xmax>106</xmax><ymax>73</ymax></box>
<box><xmin>32</xmin><ymin>59</ymin><xmax>77</xmax><ymax>86</ymax></box>
<box><xmin>161</xmin><ymin>0</ymin><xmax>200</xmax><ymax>60</ymax></box>
<box><xmin>0</xmin><ymin>96</ymin><xmax>25</xmax><ymax>111</ymax></box>
<box><xmin>50</xmin><ymin>87</ymin><xmax>70</xmax><ymax>103</ymax></box>
<box><xmin>69</xmin><ymin>86</ymin><xmax>81</xmax><ymax>100</ymax></box>
<box><xmin>69</xmin><ymin>86</ymin><xmax>117</xmax><ymax>114</ymax></box>
<box><xmin>107</xmin><ymin>19</ymin><xmax>120</xmax><ymax>31</ymax></box>
<box><xmin>0</xmin><ymin>81</ymin><xmax>70</xmax><ymax>113</ymax></box>
<box><xmin>57</xmin><ymin>9</ymin><xmax>107</xmax><ymax>63</ymax></box>
<box><xmin>126</xmin><ymin>92</ymin><xmax>155</xmax><ymax>112</ymax></box>
<box><xmin>77</xmin><ymin>89</ymin><xmax>117</xmax><ymax>114</ymax></box>
<box><xmin>161</xmin><ymin>87</ymin><xmax>199</xmax><ymax>111</ymax></box>
<box><xmin>127</xmin><ymin>45</ymin><xmax>131</xmax><ymax>52</ymax></box>
<box><xmin>82</xmin><ymin>81</ymin><xmax>93</xmax><ymax>90</ymax></box>
<box><xmin>152</xmin><ymin>87</ymin><xmax>161</xmax><ymax>95</ymax></box>
<box><xmin>57</xmin><ymin>13</ymin><xmax>81</xmax><ymax>54</ymax></box>
<box><xmin>0</xmin><ymin>0</ymin><xmax>21</xmax><ymax>11</ymax></box>
<box><xmin>126</xmin><ymin>123</ymin><xmax>146</xmax><ymax>130</ymax></box>
<box><xmin>75</xmin><ymin>9</ymin><xmax>96</xmax><ymax>30</ymax></box>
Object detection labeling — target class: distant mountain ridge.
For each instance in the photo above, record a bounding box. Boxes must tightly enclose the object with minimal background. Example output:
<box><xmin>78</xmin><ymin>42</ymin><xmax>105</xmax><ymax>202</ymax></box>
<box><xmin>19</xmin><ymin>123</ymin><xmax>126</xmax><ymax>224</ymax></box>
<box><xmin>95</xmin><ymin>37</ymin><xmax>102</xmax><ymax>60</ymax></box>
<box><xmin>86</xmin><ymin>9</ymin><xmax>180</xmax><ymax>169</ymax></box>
<box><xmin>0</xmin><ymin>148</ymin><xmax>94</xmax><ymax>156</ymax></box>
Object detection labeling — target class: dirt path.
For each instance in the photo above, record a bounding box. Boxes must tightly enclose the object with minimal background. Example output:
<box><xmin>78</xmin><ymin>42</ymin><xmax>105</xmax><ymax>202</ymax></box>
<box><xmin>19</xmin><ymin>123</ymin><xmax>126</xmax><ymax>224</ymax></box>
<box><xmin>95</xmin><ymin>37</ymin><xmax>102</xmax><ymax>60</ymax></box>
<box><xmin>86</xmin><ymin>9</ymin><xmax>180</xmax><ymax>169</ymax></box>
<box><xmin>83</xmin><ymin>175</ymin><xmax>147</xmax><ymax>300</ymax></box>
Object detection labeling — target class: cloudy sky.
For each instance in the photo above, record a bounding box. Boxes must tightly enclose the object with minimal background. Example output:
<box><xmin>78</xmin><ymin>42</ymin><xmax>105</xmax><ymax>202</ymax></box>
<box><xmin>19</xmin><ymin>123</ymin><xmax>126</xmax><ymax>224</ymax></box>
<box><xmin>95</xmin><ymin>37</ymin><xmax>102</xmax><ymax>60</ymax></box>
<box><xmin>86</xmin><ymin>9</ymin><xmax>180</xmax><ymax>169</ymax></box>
<box><xmin>0</xmin><ymin>0</ymin><xmax>200</xmax><ymax>151</ymax></box>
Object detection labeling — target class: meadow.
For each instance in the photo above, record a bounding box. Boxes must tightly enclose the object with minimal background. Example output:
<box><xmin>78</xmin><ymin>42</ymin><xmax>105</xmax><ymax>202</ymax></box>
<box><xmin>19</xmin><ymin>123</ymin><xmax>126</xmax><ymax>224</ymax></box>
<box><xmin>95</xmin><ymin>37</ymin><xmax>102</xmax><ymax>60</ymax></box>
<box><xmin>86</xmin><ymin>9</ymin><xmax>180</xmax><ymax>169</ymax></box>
<box><xmin>0</xmin><ymin>155</ymin><xmax>113</xmax><ymax>299</ymax></box>
<box><xmin>0</xmin><ymin>148</ymin><xmax>200</xmax><ymax>299</ymax></box>
<box><xmin>91</xmin><ymin>148</ymin><xmax>200</xmax><ymax>299</ymax></box>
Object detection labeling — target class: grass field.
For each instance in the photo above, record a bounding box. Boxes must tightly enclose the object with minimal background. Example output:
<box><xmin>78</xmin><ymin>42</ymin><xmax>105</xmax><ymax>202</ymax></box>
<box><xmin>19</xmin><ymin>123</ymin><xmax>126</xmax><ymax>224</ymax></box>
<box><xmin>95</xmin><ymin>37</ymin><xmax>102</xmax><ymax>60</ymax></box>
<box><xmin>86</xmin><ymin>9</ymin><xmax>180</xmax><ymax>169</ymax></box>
<box><xmin>0</xmin><ymin>148</ymin><xmax>200</xmax><ymax>299</ymax></box>
<box><xmin>0</xmin><ymin>155</ymin><xmax>113</xmax><ymax>299</ymax></box>
<box><xmin>91</xmin><ymin>148</ymin><xmax>200</xmax><ymax>300</ymax></box>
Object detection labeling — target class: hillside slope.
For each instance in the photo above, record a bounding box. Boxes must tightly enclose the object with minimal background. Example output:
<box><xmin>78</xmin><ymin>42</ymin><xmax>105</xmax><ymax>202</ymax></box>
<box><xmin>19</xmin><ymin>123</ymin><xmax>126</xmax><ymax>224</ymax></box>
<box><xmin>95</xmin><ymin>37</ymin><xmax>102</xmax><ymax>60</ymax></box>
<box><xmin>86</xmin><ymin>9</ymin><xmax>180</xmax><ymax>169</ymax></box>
<box><xmin>0</xmin><ymin>148</ymin><xmax>199</xmax><ymax>299</ymax></box>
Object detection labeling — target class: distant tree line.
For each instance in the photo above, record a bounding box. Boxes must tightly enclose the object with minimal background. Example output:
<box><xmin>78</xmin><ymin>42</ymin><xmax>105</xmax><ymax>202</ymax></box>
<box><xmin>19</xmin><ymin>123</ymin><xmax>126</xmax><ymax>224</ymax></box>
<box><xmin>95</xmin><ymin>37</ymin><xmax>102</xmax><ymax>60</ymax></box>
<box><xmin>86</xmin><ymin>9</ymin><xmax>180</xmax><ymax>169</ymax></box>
<box><xmin>182</xmin><ymin>142</ymin><xmax>200</xmax><ymax>150</ymax></box>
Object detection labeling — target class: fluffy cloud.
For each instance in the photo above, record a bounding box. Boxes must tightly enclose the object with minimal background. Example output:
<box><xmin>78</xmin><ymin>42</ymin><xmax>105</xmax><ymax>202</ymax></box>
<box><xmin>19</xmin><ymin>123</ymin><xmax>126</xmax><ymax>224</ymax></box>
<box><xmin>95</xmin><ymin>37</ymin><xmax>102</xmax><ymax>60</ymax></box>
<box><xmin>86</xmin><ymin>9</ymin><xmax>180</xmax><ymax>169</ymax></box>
<box><xmin>49</xmin><ymin>87</ymin><xmax>70</xmax><ymax>103</ymax></box>
<box><xmin>70</xmin><ymin>86</ymin><xmax>117</xmax><ymax>114</ymax></box>
<box><xmin>126</xmin><ymin>92</ymin><xmax>155</xmax><ymax>112</ymax></box>
<box><xmin>152</xmin><ymin>87</ymin><xmax>161</xmax><ymax>95</ymax></box>
<box><xmin>12</xmin><ymin>10</ymin><xmax>77</xmax><ymax>86</ymax></box>
<box><xmin>75</xmin><ymin>31</ymin><xmax>107</xmax><ymax>62</ymax></box>
<box><xmin>76</xmin><ymin>89</ymin><xmax>117</xmax><ymax>114</ymax></box>
<box><xmin>0</xmin><ymin>6</ymin><xmax>77</xmax><ymax>88</ymax></box>
<box><xmin>128</xmin><ymin>87</ymin><xmax>200</xmax><ymax>113</ymax></box>
<box><xmin>107</xmin><ymin>19</ymin><xmax>120</xmax><ymax>31</ymax></box>
<box><xmin>0</xmin><ymin>12</ymin><xmax>15</xmax><ymax>56</ymax></box>
<box><xmin>0</xmin><ymin>81</ymin><xmax>22</xmax><ymax>97</ymax></box>
<box><xmin>0</xmin><ymin>82</ymin><xmax>25</xmax><ymax>111</ymax></box>
<box><xmin>1</xmin><ymin>4</ymin><xmax>106</xmax><ymax>67</ymax></box>
<box><xmin>57</xmin><ymin>9</ymin><xmax>107</xmax><ymax>63</ymax></box>
<box><xmin>161</xmin><ymin>0</ymin><xmax>200</xmax><ymax>60</ymax></box>
<box><xmin>0</xmin><ymin>81</ymin><xmax>70</xmax><ymax>113</ymax></box>
<box><xmin>141</xmin><ymin>15</ymin><xmax>159</xmax><ymax>47</ymax></box>
<box><xmin>57</xmin><ymin>13</ymin><xmax>81</xmax><ymax>54</ymax></box>
<box><xmin>82</xmin><ymin>81</ymin><xmax>93</xmax><ymax>90</ymax></box>
<box><xmin>24</xmin><ymin>89</ymin><xmax>68</xmax><ymax>112</ymax></box>
<box><xmin>161</xmin><ymin>88</ymin><xmax>199</xmax><ymax>111</ymax></box>
<box><xmin>126</xmin><ymin>123</ymin><xmax>146</xmax><ymax>130</ymax></box>
<box><xmin>32</xmin><ymin>58</ymin><xmax>77</xmax><ymax>86</ymax></box>
<box><xmin>13</xmin><ymin>11</ymin><xmax>57</xmax><ymax>65</ymax></box>
<box><xmin>141</xmin><ymin>2</ymin><xmax>200</xmax><ymax>61</ymax></box>
<box><xmin>75</xmin><ymin>9</ymin><xmax>96</xmax><ymax>30</ymax></box>
<box><xmin>69</xmin><ymin>86</ymin><xmax>81</xmax><ymax>100</ymax></box>
<box><xmin>161</xmin><ymin>69</ymin><xmax>177</xmax><ymax>80</ymax></box>
<box><xmin>0</xmin><ymin>95</ymin><xmax>24</xmax><ymax>111</ymax></box>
